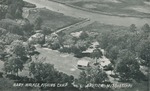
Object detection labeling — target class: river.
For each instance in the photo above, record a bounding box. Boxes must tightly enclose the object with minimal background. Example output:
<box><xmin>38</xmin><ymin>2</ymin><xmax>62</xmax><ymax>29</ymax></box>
<box><xmin>23</xmin><ymin>0</ymin><xmax>150</xmax><ymax>27</ymax></box>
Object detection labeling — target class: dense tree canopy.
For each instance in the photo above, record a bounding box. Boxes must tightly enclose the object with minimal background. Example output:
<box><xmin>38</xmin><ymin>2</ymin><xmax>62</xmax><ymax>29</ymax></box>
<box><xmin>5</xmin><ymin>0</ymin><xmax>24</xmax><ymax>19</ymax></box>
<box><xmin>4</xmin><ymin>55</ymin><xmax>24</xmax><ymax>76</ymax></box>
<box><xmin>29</xmin><ymin>61</ymin><xmax>74</xmax><ymax>84</ymax></box>
<box><xmin>0</xmin><ymin>5</ymin><xmax>7</xmax><ymax>20</ymax></box>
<box><xmin>76</xmin><ymin>67</ymin><xmax>108</xmax><ymax>88</ymax></box>
<box><xmin>91</xmin><ymin>48</ymin><xmax>103</xmax><ymax>64</ymax></box>
<box><xmin>115</xmin><ymin>50</ymin><xmax>144</xmax><ymax>81</ymax></box>
<box><xmin>9</xmin><ymin>40</ymin><xmax>26</xmax><ymax>57</ymax></box>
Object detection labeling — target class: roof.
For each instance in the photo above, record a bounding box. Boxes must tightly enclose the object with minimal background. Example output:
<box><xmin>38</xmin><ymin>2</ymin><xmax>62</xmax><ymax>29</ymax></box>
<box><xmin>100</xmin><ymin>57</ymin><xmax>111</xmax><ymax>66</ymax></box>
<box><xmin>82</xmin><ymin>48</ymin><xmax>94</xmax><ymax>53</ymax></box>
<box><xmin>77</xmin><ymin>60</ymin><xmax>90</xmax><ymax>66</ymax></box>
<box><xmin>71</xmin><ymin>31</ymin><xmax>82</xmax><ymax>38</ymax></box>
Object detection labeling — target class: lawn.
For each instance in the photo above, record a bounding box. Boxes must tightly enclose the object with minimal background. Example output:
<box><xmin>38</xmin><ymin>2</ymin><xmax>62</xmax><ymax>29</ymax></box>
<box><xmin>49</xmin><ymin>0</ymin><xmax>150</xmax><ymax>18</ymax></box>
<box><xmin>33</xmin><ymin>47</ymin><xmax>94</xmax><ymax>78</ymax></box>
<box><xmin>26</xmin><ymin>8</ymin><xmax>82</xmax><ymax>31</ymax></box>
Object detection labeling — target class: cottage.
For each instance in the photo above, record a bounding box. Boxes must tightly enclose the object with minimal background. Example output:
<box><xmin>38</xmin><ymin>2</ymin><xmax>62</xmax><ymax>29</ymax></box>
<box><xmin>77</xmin><ymin>60</ymin><xmax>90</xmax><ymax>69</ymax></box>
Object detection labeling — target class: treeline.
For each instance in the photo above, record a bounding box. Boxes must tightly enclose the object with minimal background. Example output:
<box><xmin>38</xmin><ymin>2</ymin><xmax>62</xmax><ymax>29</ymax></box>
<box><xmin>0</xmin><ymin>0</ymin><xmax>35</xmax><ymax>19</ymax></box>
<box><xmin>97</xmin><ymin>23</ymin><xmax>150</xmax><ymax>81</ymax></box>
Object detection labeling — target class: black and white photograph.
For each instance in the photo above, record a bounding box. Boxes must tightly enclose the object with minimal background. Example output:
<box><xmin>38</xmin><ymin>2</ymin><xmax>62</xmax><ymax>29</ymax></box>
<box><xmin>0</xmin><ymin>0</ymin><xmax>149</xmax><ymax>91</ymax></box>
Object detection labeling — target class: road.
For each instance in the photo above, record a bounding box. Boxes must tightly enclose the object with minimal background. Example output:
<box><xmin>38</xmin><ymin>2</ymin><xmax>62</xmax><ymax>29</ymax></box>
<box><xmin>24</xmin><ymin>0</ymin><xmax>150</xmax><ymax>27</ymax></box>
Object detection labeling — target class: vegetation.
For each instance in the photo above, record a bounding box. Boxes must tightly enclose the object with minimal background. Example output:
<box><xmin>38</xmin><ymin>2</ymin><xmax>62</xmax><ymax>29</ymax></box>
<box><xmin>0</xmin><ymin>0</ymin><xmax>149</xmax><ymax>91</ymax></box>
<box><xmin>91</xmin><ymin>48</ymin><xmax>103</xmax><ymax>64</ymax></box>
<box><xmin>27</xmin><ymin>8</ymin><xmax>82</xmax><ymax>31</ymax></box>
<box><xmin>29</xmin><ymin>61</ymin><xmax>74</xmax><ymax>84</ymax></box>
<box><xmin>76</xmin><ymin>67</ymin><xmax>108</xmax><ymax>86</ymax></box>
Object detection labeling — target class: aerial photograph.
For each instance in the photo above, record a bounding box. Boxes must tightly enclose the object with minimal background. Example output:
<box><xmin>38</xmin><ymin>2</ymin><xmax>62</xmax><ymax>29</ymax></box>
<box><xmin>0</xmin><ymin>0</ymin><xmax>149</xmax><ymax>91</ymax></box>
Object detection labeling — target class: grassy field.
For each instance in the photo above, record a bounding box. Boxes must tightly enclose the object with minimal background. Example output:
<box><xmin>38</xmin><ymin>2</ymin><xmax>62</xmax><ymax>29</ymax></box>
<box><xmin>49</xmin><ymin>0</ymin><xmax>150</xmax><ymax>18</ymax></box>
<box><xmin>33</xmin><ymin>47</ymin><xmax>95</xmax><ymax>78</ymax></box>
<box><xmin>27</xmin><ymin>8</ymin><xmax>82</xmax><ymax>31</ymax></box>
<box><xmin>63</xmin><ymin>21</ymin><xmax>128</xmax><ymax>35</ymax></box>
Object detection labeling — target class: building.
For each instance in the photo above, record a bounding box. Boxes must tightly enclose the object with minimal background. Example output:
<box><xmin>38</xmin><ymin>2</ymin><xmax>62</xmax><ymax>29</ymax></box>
<box><xmin>77</xmin><ymin>60</ymin><xmax>90</xmax><ymax>69</ymax></box>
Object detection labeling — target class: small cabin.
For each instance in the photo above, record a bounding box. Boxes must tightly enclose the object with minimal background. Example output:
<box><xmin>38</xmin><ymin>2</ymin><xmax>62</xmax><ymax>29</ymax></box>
<box><xmin>77</xmin><ymin>60</ymin><xmax>90</xmax><ymax>69</ymax></box>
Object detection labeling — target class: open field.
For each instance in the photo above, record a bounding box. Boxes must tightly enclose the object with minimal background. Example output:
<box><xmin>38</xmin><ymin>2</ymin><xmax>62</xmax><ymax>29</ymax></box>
<box><xmin>63</xmin><ymin>21</ymin><xmax>128</xmax><ymax>35</ymax></box>
<box><xmin>49</xmin><ymin>0</ymin><xmax>150</xmax><ymax>18</ymax></box>
<box><xmin>27</xmin><ymin>8</ymin><xmax>82</xmax><ymax>31</ymax></box>
<box><xmin>33</xmin><ymin>47</ymin><xmax>93</xmax><ymax>78</ymax></box>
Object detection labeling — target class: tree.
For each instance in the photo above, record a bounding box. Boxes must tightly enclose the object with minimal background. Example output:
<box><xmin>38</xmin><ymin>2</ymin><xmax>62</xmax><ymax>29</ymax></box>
<box><xmin>141</xmin><ymin>23</ymin><xmax>150</xmax><ymax>33</ymax></box>
<box><xmin>21</xmin><ymin>18</ymin><xmax>32</xmax><ymax>32</ymax></box>
<box><xmin>62</xmin><ymin>35</ymin><xmax>75</xmax><ymax>48</ymax></box>
<box><xmin>34</xmin><ymin>16</ymin><xmax>42</xmax><ymax>30</ymax></box>
<box><xmin>115</xmin><ymin>50</ymin><xmax>142</xmax><ymax>81</ymax></box>
<box><xmin>1</xmin><ymin>33</ymin><xmax>22</xmax><ymax>45</ymax></box>
<box><xmin>91</xmin><ymin>48</ymin><xmax>103</xmax><ymax>64</ymax></box>
<box><xmin>0</xmin><ymin>28</ymin><xmax>7</xmax><ymax>36</ymax></box>
<box><xmin>97</xmin><ymin>32</ymin><xmax>110</xmax><ymax>49</ymax></box>
<box><xmin>5</xmin><ymin>0</ymin><xmax>24</xmax><ymax>19</ymax></box>
<box><xmin>8</xmin><ymin>40</ymin><xmax>29</xmax><ymax>64</ymax></box>
<box><xmin>29</xmin><ymin>61</ymin><xmax>73</xmax><ymax>84</ymax></box>
<box><xmin>29</xmin><ymin>61</ymin><xmax>55</xmax><ymax>82</ymax></box>
<box><xmin>75</xmin><ymin>40</ymin><xmax>90</xmax><ymax>52</ymax></box>
<box><xmin>4</xmin><ymin>55</ymin><xmax>24</xmax><ymax>76</ymax></box>
<box><xmin>8</xmin><ymin>24</ymin><xmax>23</xmax><ymax>35</ymax></box>
<box><xmin>106</xmin><ymin>46</ymin><xmax>119</xmax><ymax>62</ymax></box>
<box><xmin>76</xmin><ymin>67</ymin><xmax>108</xmax><ymax>88</ymax></box>
<box><xmin>137</xmin><ymin>40</ymin><xmax>150</xmax><ymax>66</ymax></box>
<box><xmin>46</xmin><ymin>33</ymin><xmax>61</xmax><ymax>50</ymax></box>
<box><xmin>0</xmin><ymin>5</ymin><xmax>7</xmax><ymax>20</ymax></box>
<box><xmin>22</xmin><ymin>42</ymin><xmax>36</xmax><ymax>61</ymax></box>
<box><xmin>41</xmin><ymin>26</ymin><xmax>52</xmax><ymax>44</ymax></box>
<box><xmin>79</xmin><ymin>31</ymin><xmax>89</xmax><ymax>40</ymax></box>
<box><xmin>50</xmin><ymin>40</ymin><xmax>61</xmax><ymax>50</ymax></box>
<box><xmin>88</xmin><ymin>67</ymin><xmax>108</xmax><ymax>84</ymax></box>
<box><xmin>10</xmin><ymin>40</ymin><xmax>26</xmax><ymax>57</ymax></box>
<box><xmin>129</xmin><ymin>24</ymin><xmax>137</xmax><ymax>33</ymax></box>
<box><xmin>76</xmin><ymin>71</ymin><xmax>87</xmax><ymax>87</ymax></box>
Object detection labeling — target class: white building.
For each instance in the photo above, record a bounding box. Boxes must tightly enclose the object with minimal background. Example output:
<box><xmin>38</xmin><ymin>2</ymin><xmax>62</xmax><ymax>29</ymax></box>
<box><xmin>77</xmin><ymin>60</ymin><xmax>90</xmax><ymax>69</ymax></box>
